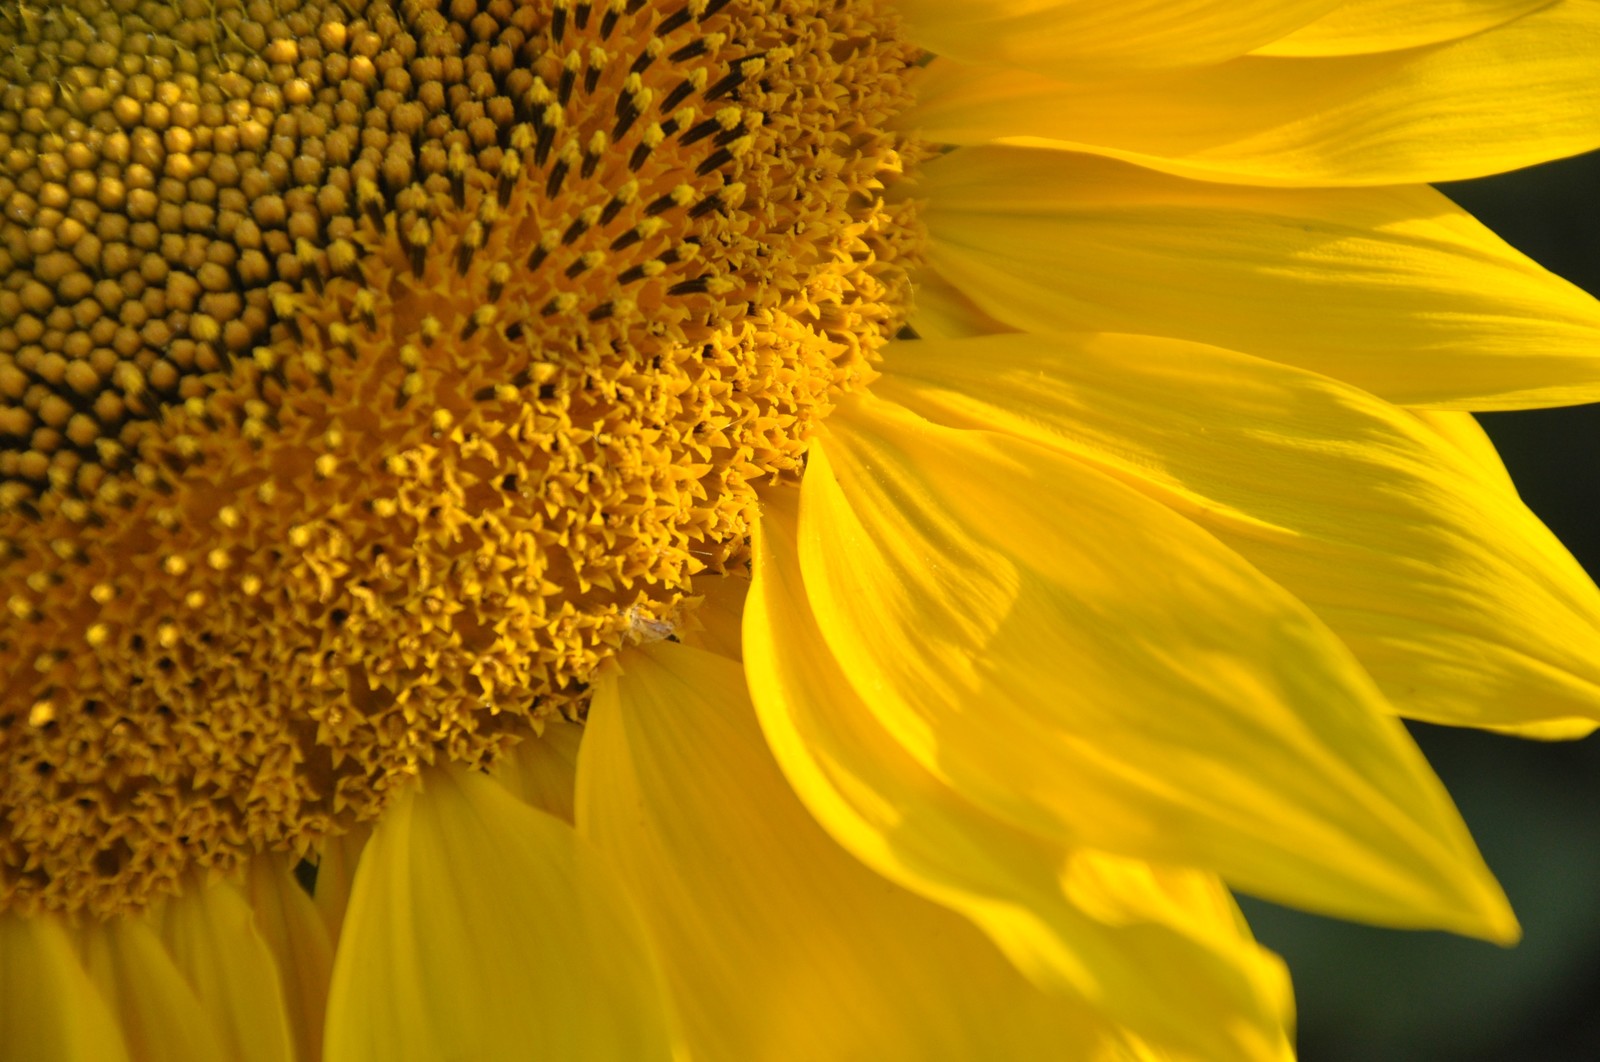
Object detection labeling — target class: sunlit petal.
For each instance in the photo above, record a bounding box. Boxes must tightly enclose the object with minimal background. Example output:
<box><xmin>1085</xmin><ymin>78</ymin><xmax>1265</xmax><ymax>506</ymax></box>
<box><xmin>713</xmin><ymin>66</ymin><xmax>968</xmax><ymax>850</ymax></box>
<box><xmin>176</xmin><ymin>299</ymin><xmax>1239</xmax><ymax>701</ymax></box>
<box><xmin>918</xmin><ymin>146</ymin><xmax>1600</xmax><ymax>408</ymax></box>
<box><xmin>746</xmin><ymin>488</ymin><xmax>1297</xmax><ymax>1060</ymax></box>
<box><xmin>584</xmin><ymin>640</ymin><xmax>1138</xmax><ymax>1060</ymax></box>
<box><xmin>877</xmin><ymin>334</ymin><xmax>1600</xmax><ymax>735</ymax></box>
<box><xmin>909</xmin><ymin>2</ymin><xmax>1600</xmax><ymax>186</ymax></box>
<box><xmin>324</xmin><ymin>768</ymin><xmax>682</xmax><ymax>1062</ymax></box>
<box><xmin>896</xmin><ymin>0</ymin><xmax>1335</xmax><ymax>80</ymax></box>
<box><xmin>798</xmin><ymin>392</ymin><xmax>1514</xmax><ymax>940</ymax></box>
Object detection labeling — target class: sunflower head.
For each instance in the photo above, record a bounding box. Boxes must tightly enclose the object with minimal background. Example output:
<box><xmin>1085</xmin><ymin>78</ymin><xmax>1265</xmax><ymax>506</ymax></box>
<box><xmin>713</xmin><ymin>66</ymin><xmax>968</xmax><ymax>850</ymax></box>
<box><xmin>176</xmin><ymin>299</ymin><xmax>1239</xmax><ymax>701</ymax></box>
<box><xmin>0</xmin><ymin>0</ymin><xmax>922</xmax><ymax>918</ymax></box>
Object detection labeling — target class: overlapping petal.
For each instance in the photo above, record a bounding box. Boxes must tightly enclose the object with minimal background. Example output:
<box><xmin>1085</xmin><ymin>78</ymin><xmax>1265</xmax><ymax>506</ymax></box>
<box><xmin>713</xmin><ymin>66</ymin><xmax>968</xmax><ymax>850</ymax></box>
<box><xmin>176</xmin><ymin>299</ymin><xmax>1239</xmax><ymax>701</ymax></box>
<box><xmin>157</xmin><ymin>883</ymin><xmax>295</xmax><ymax>1062</ymax></box>
<box><xmin>795</xmin><ymin>391</ymin><xmax>1515</xmax><ymax>941</ymax></box>
<box><xmin>916</xmin><ymin>146</ymin><xmax>1600</xmax><ymax>408</ymax></box>
<box><xmin>323</xmin><ymin>767</ymin><xmax>681</xmax><ymax>1062</ymax></box>
<box><xmin>1253</xmin><ymin>0</ymin><xmax>1552</xmax><ymax>56</ymax></box>
<box><xmin>307</xmin><ymin>828</ymin><xmax>368</xmax><ymax>945</ymax></box>
<box><xmin>875</xmin><ymin>334</ymin><xmax>1600</xmax><ymax>736</ymax></box>
<box><xmin>0</xmin><ymin>914</ymin><xmax>130</xmax><ymax>1062</ymax></box>
<box><xmin>676</xmin><ymin>572</ymin><xmax>750</xmax><ymax>661</ymax></box>
<box><xmin>244</xmin><ymin>856</ymin><xmax>335</xmax><ymax>1062</ymax></box>
<box><xmin>582</xmin><ymin>640</ymin><xmax>1132</xmax><ymax>1060</ymax></box>
<box><xmin>908</xmin><ymin>1</ymin><xmax>1600</xmax><ymax>186</ymax></box>
<box><xmin>745</xmin><ymin>488</ymin><xmax>1296</xmax><ymax>1061</ymax></box>
<box><xmin>1411</xmin><ymin>410</ymin><xmax>1518</xmax><ymax>494</ymax></box>
<box><xmin>491</xmin><ymin>716</ymin><xmax>584</xmax><ymax>824</ymax></box>
<box><xmin>79</xmin><ymin>917</ymin><xmax>229</xmax><ymax>1062</ymax></box>
<box><xmin>894</xmin><ymin>0</ymin><xmax>1336</xmax><ymax>80</ymax></box>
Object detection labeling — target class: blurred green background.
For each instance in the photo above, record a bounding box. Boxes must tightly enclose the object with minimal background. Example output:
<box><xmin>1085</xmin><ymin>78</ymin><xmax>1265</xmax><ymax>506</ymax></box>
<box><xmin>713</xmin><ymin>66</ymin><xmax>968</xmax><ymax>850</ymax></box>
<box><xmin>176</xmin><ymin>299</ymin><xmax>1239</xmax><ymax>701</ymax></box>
<box><xmin>1239</xmin><ymin>151</ymin><xmax>1600</xmax><ymax>1062</ymax></box>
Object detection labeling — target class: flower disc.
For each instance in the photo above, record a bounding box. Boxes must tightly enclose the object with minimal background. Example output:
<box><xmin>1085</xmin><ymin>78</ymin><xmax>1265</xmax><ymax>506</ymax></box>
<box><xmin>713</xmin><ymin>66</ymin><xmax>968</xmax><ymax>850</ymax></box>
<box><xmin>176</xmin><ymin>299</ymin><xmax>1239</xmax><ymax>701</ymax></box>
<box><xmin>0</xmin><ymin>0</ymin><xmax>921</xmax><ymax>916</ymax></box>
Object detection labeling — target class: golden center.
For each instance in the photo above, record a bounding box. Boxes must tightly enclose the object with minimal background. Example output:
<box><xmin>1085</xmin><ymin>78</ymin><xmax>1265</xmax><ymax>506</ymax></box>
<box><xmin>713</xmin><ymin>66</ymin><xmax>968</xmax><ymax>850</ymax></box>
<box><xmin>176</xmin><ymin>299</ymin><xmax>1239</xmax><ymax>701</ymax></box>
<box><xmin>0</xmin><ymin>0</ymin><xmax>922</xmax><ymax>917</ymax></box>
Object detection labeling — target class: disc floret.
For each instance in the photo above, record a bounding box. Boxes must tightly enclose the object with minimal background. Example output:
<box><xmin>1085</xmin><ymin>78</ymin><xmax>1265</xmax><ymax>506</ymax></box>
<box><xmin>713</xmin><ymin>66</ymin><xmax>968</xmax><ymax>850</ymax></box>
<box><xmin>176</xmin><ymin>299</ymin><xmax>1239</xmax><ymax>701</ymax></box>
<box><xmin>0</xmin><ymin>0</ymin><xmax>922</xmax><ymax>917</ymax></box>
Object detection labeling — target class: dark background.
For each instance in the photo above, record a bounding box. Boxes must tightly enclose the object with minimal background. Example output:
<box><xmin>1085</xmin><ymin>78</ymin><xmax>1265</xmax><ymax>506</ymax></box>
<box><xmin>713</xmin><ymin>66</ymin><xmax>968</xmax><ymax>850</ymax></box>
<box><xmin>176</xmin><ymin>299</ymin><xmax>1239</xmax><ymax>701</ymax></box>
<box><xmin>1239</xmin><ymin>151</ymin><xmax>1600</xmax><ymax>1062</ymax></box>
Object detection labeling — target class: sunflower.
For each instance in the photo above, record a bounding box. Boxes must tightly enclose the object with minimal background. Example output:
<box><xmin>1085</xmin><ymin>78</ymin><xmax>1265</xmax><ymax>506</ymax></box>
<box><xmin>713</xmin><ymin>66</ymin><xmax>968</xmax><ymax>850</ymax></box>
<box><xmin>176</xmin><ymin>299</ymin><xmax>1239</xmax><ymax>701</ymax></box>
<box><xmin>4</xmin><ymin>0</ymin><xmax>1600</xmax><ymax>1058</ymax></box>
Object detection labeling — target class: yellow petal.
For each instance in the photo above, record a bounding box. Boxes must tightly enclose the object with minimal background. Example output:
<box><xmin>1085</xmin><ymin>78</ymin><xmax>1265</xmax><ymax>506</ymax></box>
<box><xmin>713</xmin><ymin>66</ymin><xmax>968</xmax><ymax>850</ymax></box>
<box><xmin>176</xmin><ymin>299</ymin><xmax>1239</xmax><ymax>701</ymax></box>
<box><xmin>79</xmin><ymin>917</ymin><xmax>230</xmax><ymax>1062</ymax></box>
<box><xmin>324</xmin><ymin>768</ymin><xmax>682</xmax><ymax>1062</ymax></box>
<box><xmin>745</xmin><ymin>488</ymin><xmax>1296</xmax><ymax>1061</ymax></box>
<box><xmin>489</xmin><ymin>715</ymin><xmax>584</xmax><ymax>823</ymax></box>
<box><xmin>1410</xmin><ymin>410</ymin><xmax>1517</xmax><ymax>495</ymax></box>
<box><xmin>1394</xmin><ymin>410</ymin><xmax>1597</xmax><ymax>733</ymax></box>
<box><xmin>0</xmin><ymin>913</ymin><xmax>129</xmax><ymax>1062</ymax></box>
<box><xmin>907</xmin><ymin>270</ymin><xmax>1016</xmax><ymax>341</ymax></box>
<box><xmin>908</xmin><ymin>2</ymin><xmax>1600</xmax><ymax>186</ymax></box>
<box><xmin>583</xmin><ymin>639</ymin><xmax>1144</xmax><ymax>1060</ymax></box>
<box><xmin>1254</xmin><ymin>0</ymin><xmax>1550</xmax><ymax>56</ymax></box>
<box><xmin>802</xmin><ymin>391</ymin><xmax>1515</xmax><ymax>942</ymax></box>
<box><xmin>896</xmin><ymin>0</ymin><xmax>1336</xmax><ymax>80</ymax></box>
<box><xmin>674</xmin><ymin>572</ymin><xmax>749</xmax><ymax>660</ymax></box>
<box><xmin>308</xmin><ymin>827</ymin><xmax>369</xmax><ymax>945</ymax></box>
<box><xmin>244</xmin><ymin>855</ymin><xmax>335</xmax><ymax>1062</ymax></box>
<box><xmin>918</xmin><ymin>146</ymin><xmax>1600</xmax><ymax>409</ymax></box>
<box><xmin>158</xmin><ymin>881</ymin><xmax>296</xmax><ymax>1062</ymax></box>
<box><xmin>875</xmin><ymin>334</ymin><xmax>1600</xmax><ymax>736</ymax></box>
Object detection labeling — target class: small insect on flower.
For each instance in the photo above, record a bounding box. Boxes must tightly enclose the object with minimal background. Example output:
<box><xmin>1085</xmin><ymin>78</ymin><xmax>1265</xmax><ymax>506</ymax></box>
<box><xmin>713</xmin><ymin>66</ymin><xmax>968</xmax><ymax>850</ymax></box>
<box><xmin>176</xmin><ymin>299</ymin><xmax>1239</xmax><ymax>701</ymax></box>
<box><xmin>624</xmin><ymin>604</ymin><xmax>679</xmax><ymax>645</ymax></box>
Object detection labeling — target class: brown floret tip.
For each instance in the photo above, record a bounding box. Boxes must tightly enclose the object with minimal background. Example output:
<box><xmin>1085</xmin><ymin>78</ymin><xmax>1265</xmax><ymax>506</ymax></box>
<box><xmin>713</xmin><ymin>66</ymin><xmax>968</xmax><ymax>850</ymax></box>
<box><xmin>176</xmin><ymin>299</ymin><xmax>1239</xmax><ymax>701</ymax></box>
<box><xmin>0</xmin><ymin>0</ymin><xmax>924</xmax><ymax>917</ymax></box>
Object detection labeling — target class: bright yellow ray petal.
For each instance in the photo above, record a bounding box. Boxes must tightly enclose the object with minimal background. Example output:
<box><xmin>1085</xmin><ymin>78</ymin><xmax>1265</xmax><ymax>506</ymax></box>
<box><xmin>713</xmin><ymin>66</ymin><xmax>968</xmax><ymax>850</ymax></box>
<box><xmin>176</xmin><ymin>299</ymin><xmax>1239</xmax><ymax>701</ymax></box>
<box><xmin>0</xmin><ymin>914</ymin><xmax>129</xmax><ymax>1062</ymax></box>
<box><xmin>158</xmin><ymin>881</ymin><xmax>295</xmax><ymax>1062</ymax></box>
<box><xmin>895</xmin><ymin>0</ymin><xmax>1336</xmax><ymax>81</ymax></box>
<box><xmin>803</xmin><ymin>391</ymin><xmax>1516</xmax><ymax>943</ymax></box>
<box><xmin>489</xmin><ymin>716</ymin><xmax>584</xmax><ymax>823</ymax></box>
<box><xmin>308</xmin><ymin>826</ymin><xmax>368</xmax><ymax>946</ymax></box>
<box><xmin>1410</xmin><ymin>410</ymin><xmax>1518</xmax><ymax>495</ymax></box>
<box><xmin>323</xmin><ymin>768</ymin><xmax>682</xmax><ymax>1062</ymax></box>
<box><xmin>744</xmin><ymin>489</ymin><xmax>1296</xmax><ymax>1061</ymax></box>
<box><xmin>908</xmin><ymin>1</ymin><xmax>1600</xmax><ymax>187</ymax></box>
<box><xmin>917</xmin><ymin>146</ymin><xmax>1600</xmax><ymax>409</ymax></box>
<box><xmin>674</xmin><ymin>573</ymin><xmax>749</xmax><ymax>661</ymax></box>
<box><xmin>907</xmin><ymin>270</ymin><xmax>1016</xmax><ymax>341</ymax></box>
<box><xmin>79</xmin><ymin>917</ymin><xmax>230</xmax><ymax>1062</ymax></box>
<box><xmin>245</xmin><ymin>855</ymin><xmax>335</xmax><ymax>1062</ymax></box>
<box><xmin>875</xmin><ymin>334</ymin><xmax>1600</xmax><ymax>737</ymax></box>
<box><xmin>1253</xmin><ymin>0</ymin><xmax>1551</xmax><ymax>56</ymax></box>
<box><xmin>1388</xmin><ymin>411</ymin><xmax>1596</xmax><ymax>739</ymax></box>
<box><xmin>581</xmin><ymin>640</ymin><xmax>1126</xmax><ymax>1060</ymax></box>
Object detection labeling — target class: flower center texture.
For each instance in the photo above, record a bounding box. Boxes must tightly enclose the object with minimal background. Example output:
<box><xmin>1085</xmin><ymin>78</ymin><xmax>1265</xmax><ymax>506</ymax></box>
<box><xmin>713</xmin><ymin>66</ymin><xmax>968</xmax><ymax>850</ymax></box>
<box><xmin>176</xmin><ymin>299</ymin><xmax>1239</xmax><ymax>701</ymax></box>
<box><xmin>0</xmin><ymin>0</ymin><xmax>922</xmax><ymax>917</ymax></box>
